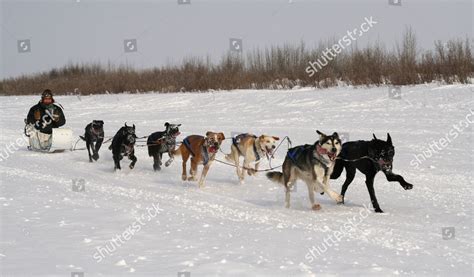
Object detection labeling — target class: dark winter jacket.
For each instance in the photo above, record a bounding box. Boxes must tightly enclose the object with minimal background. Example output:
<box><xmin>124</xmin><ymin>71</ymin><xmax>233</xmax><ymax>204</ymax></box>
<box><xmin>26</xmin><ymin>102</ymin><xmax>66</xmax><ymax>134</ymax></box>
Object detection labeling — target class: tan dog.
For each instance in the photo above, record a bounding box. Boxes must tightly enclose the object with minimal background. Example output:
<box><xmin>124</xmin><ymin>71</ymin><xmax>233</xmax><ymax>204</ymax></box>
<box><xmin>225</xmin><ymin>133</ymin><xmax>279</xmax><ymax>183</ymax></box>
<box><xmin>174</xmin><ymin>131</ymin><xmax>225</xmax><ymax>187</ymax></box>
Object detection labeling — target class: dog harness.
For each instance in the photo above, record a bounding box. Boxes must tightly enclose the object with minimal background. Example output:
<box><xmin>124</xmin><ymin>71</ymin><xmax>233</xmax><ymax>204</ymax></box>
<box><xmin>201</xmin><ymin>145</ymin><xmax>210</xmax><ymax>165</ymax></box>
<box><xmin>287</xmin><ymin>144</ymin><xmax>330</xmax><ymax>174</ymax></box>
<box><xmin>338</xmin><ymin>146</ymin><xmax>391</xmax><ymax>171</ymax></box>
<box><xmin>183</xmin><ymin>137</ymin><xmax>195</xmax><ymax>156</ymax></box>
<box><xmin>287</xmin><ymin>145</ymin><xmax>305</xmax><ymax>164</ymax></box>
<box><xmin>183</xmin><ymin>137</ymin><xmax>213</xmax><ymax>165</ymax></box>
<box><xmin>232</xmin><ymin>133</ymin><xmax>261</xmax><ymax>161</ymax></box>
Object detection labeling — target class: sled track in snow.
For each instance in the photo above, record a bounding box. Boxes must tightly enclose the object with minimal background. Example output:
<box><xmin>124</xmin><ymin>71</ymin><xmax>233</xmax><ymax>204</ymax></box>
<box><xmin>1</xmin><ymin>165</ymin><xmax>432</xmax><ymax>254</ymax></box>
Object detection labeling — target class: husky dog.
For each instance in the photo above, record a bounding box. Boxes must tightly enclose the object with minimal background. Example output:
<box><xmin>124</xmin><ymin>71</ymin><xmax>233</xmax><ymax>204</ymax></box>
<box><xmin>225</xmin><ymin>133</ymin><xmax>280</xmax><ymax>183</ymax></box>
<box><xmin>173</xmin><ymin>131</ymin><xmax>225</xmax><ymax>188</ymax></box>
<box><xmin>147</xmin><ymin>122</ymin><xmax>181</xmax><ymax>171</ymax></box>
<box><xmin>80</xmin><ymin>120</ymin><xmax>104</xmax><ymax>162</ymax></box>
<box><xmin>330</xmin><ymin>133</ymin><xmax>413</xmax><ymax>213</ymax></box>
<box><xmin>109</xmin><ymin>123</ymin><xmax>138</xmax><ymax>171</ymax></box>
<box><xmin>267</xmin><ymin>130</ymin><xmax>343</xmax><ymax>210</ymax></box>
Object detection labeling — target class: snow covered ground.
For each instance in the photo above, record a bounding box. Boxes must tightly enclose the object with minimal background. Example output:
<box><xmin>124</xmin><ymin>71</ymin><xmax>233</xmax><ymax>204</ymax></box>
<box><xmin>0</xmin><ymin>84</ymin><xmax>472</xmax><ymax>276</ymax></box>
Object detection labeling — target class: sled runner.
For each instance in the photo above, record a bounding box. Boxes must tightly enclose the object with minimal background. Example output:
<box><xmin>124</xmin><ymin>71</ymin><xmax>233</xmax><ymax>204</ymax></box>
<box><xmin>25</xmin><ymin>123</ymin><xmax>73</xmax><ymax>153</ymax></box>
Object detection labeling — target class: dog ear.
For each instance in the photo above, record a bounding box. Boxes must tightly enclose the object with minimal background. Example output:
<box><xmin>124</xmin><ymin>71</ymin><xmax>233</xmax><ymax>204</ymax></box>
<box><xmin>387</xmin><ymin>133</ymin><xmax>392</xmax><ymax>145</ymax></box>
<box><xmin>164</xmin><ymin>122</ymin><xmax>169</xmax><ymax>127</ymax></box>
<box><xmin>218</xmin><ymin>133</ymin><xmax>225</xmax><ymax>141</ymax></box>
<box><xmin>177</xmin><ymin>124</ymin><xmax>181</xmax><ymax>127</ymax></box>
<box><xmin>332</xmin><ymin>132</ymin><xmax>339</xmax><ymax>138</ymax></box>
<box><xmin>206</xmin><ymin>131</ymin><xmax>212</xmax><ymax>137</ymax></box>
<box><xmin>273</xmin><ymin>136</ymin><xmax>280</xmax><ymax>141</ymax></box>
<box><xmin>316</xmin><ymin>130</ymin><xmax>326</xmax><ymax>141</ymax></box>
<box><xmin>133</xmin><ymin>124</ymin><xmax>135</xmax><ymax>130</ymax></box>
<box><xmin>125</xmin><ymin>122</ymin><xmax>128</xmax><ymax>127</ymax></box>
<box><xmin>373</xmin><ymin>133</ymin><xmax>378</xmax><ymax>140</ymax></box>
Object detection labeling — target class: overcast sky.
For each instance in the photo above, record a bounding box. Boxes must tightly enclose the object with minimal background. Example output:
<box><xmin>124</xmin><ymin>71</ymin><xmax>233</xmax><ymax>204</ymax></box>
<box><xmin>1</xmin><ymin>0</ymin><xmax>472</xmax><ymax>79</ymax></box>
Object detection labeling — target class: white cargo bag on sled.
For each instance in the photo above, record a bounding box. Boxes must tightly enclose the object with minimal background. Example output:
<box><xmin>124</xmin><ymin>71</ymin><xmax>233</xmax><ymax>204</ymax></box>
<box><xmin>25</xmin><ymin>124</ymin><xmax>73</xmax><ymax>153</ymax></box>
<box><xmin>49</xmin><ymin>128</ymin><xmax>73</xmax><ymax>152</ymax></box>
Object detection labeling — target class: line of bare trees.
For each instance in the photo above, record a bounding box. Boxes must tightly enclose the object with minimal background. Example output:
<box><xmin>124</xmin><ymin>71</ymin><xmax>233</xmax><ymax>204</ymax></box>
<box><xmin>1</xmin><ymin>29</ymin><xmax>472</xmax><ymax>95</ymax></box>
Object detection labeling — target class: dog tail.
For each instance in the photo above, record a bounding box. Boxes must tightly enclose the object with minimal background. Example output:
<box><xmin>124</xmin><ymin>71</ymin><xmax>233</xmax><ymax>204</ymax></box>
<box><xmin>79</xmin><ymin>135</ymin><xmax>86</xmax><ymax>141</ymax></box>
<box><xmin>266</xmin><ymin>171</ymin><xmax>284</xmax><ymax>184</ymax></box>
<box><xmin>224</xmin><ymin>144</ymin><xmax>238</xmax><ymax>162</ymax></box>
<box><xmin>224</xmin><ymin>153</ymin><xmax>233</xmax><ymax>162</ymax></box>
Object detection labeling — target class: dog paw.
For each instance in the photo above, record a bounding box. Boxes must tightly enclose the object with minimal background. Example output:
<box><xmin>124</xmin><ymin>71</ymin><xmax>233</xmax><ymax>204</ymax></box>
<box><xmin>312</xmin><ymin>204</ymin><xmax>322</xmax><ymax>211</ymax></box>
<box><xmin>92</xmin><ymin>153</ymin><xmax>99</xmax><ymax>161</ymax></box>
<box><xmin>335</xmin><ymin>194</ymin><xmax>344</xmax><ymax>204</ymax></box>
<box><xmin>337</xmin><ymin>197</ymin><xmax>345</xmax><ymax>205</ymax></box>
<box><xmin>181</xmin><ymin>175</ymin><xmax>187</xmax><ymax>181</ymax></box>
<box><xmin>129</xmin><ymin>164</ymin><xmax>134</xmax><ymax>169</ymax></box>
<box><xmin>403</xmin><ymin>183</ymin><xmax>413</xmax><ymax>190</ymax></box>
<box><xmin>247</xmin><ymin>169</ymin><xmax>256</xmax><ymax>175</ymax></box>
<box><xmin>374</xmin><ymin>208</ymin><xmax>384</xmax><ymax>213</ymax></box>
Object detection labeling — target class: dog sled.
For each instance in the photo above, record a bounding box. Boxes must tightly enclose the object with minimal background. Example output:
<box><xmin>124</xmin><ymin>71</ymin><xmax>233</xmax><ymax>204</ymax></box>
<box><xmin>24</xmin><ymin>123</ymin><xmax>73</xmax><ymax>153</ymax></box>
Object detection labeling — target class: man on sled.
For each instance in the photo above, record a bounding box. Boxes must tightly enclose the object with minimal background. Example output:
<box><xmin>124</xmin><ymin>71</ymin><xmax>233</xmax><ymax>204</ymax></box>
<box><xmin>25</xmin><ymin>89</ymin><xmax>71</xmax><ymax>152</ymax></box>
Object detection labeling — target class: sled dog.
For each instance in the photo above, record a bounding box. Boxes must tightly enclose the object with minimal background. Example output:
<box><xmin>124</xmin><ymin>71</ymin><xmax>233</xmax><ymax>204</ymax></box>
<box><xmin>267</xmin><ymin>130</ymin><xmax>343</xmax><ymax>210</ymax></box>
<box><xmin>147</xmin><ymin>122</ymin><xmax>181</xmax><ymax>171</ymax></box>
<box><xmin>80</xmin><ymin>120</ymin><xmax>104</xmax><ymax>162</ymax></box>
<box><xmin>173</xmin><ymin>131</ymin><xmax>225</xmax><ymax>188</ymax></box>
<box><xmin>225</xmin><ymin>133</ymin><xmax>279</xmax><ymax>183</ymax></box>
<box><xmin>330</xmin><ymin>133</ymin><xmax>413</xmax><ymax>213</ymax></box>
<box><xmin>109</xmin><ymin>123</ymin><xmax>138</xmax><ymax>171</ymax></box>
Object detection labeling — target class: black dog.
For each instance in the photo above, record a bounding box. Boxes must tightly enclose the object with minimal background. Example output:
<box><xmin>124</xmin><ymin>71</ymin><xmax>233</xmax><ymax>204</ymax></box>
<box><xmin>109</xmin><ymin>123</ymin><xmax>138</xmax><ymax>171</ymax></box>
<box><xmin>147</xmin><ymin>122</ymin><xmax>181</xmax><ymax>171</ymax></box>
<box><xmin>330</xmin><ymin>133</ymin><xmax>413</xmax><ymax>213</ymax></box>
<box><xmin>80</xmin><ymin>120</ymin><xmax>104</xmax><ymax>162</ymax></box>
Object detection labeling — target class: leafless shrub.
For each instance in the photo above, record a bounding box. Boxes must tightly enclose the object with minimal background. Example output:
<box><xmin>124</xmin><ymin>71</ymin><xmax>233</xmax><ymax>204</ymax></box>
<box><xmin>1</xmin><ymin>29</ymin><xmax>472</xmax><ymax>95</ymax></box>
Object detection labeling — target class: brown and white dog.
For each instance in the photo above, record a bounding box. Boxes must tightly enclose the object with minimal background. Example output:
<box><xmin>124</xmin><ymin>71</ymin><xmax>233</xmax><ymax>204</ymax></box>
<box><xmin>173</xmin><ymin>131</ymin><xmax>225</xmax><ymax>188</ymax></box>
<box><xmin>225</xmin><ymin>133</ymin><xmax>279</xmax><ymax>183</ymax></box>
